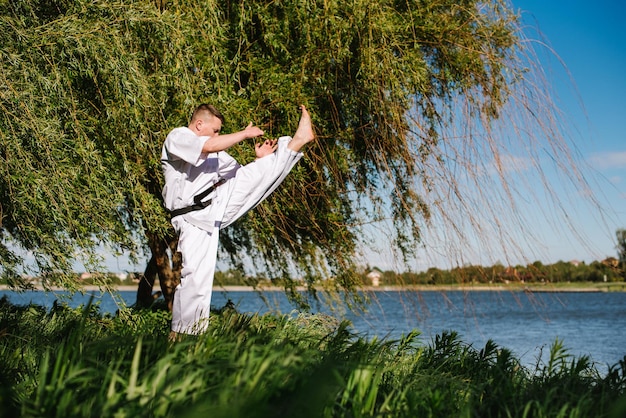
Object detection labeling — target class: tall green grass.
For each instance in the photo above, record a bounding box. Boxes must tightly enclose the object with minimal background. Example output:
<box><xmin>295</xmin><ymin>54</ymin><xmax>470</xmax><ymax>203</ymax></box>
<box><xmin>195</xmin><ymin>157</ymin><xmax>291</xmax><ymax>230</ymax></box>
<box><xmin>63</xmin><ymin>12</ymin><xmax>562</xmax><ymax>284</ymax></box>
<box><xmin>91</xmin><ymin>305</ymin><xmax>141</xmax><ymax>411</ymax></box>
<box><xmin>1</xmin><ymin>295</ymin><xmax>625</xmax><ymax>417</ymax></box>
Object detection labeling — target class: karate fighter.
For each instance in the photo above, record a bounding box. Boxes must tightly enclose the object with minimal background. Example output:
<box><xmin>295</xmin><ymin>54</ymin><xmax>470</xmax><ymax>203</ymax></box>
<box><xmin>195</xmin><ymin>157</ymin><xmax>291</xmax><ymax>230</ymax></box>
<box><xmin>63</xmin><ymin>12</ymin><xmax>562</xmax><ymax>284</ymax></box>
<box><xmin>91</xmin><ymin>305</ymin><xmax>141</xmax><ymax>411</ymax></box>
<box><xmin>161</xmin><ymin>104</ymin><xmax>314</xmax><ymax>335</ymax></box>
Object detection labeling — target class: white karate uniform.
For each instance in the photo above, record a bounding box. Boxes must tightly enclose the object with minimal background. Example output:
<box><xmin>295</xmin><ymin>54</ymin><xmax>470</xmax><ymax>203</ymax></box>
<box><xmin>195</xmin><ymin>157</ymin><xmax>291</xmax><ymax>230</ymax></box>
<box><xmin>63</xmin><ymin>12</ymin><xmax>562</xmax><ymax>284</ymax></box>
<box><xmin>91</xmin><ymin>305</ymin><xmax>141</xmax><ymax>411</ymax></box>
<box><xmin>161</xmin><ymin>128</ymin><xmax>302</xmax><ymax>334</ymax></box>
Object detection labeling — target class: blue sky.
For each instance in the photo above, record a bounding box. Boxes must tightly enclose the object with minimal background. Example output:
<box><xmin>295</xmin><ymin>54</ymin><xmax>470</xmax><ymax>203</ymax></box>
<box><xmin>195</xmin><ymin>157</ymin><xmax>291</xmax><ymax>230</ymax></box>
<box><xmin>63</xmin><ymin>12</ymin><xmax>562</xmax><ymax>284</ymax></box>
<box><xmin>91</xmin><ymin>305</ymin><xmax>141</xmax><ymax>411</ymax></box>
<box><xmin>511</xmin><ymin>0</ymin><xmax>626</xmax><ymax>262</ymax></box>
<box><xmin>104</xmin><ymin>0</ymin><xmax>626</xmax><ymax>274</ymax></box>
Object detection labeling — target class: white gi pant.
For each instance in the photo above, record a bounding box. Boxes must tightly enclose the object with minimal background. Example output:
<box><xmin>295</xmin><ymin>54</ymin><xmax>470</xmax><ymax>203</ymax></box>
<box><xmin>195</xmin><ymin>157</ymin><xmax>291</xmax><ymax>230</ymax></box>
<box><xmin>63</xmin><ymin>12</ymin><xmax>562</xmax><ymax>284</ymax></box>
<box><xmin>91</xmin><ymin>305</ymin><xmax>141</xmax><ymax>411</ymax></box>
<box><xmin>171</xmin><ymin>137</ymin><xmax>302</xmax><ymax>334</ymax></box>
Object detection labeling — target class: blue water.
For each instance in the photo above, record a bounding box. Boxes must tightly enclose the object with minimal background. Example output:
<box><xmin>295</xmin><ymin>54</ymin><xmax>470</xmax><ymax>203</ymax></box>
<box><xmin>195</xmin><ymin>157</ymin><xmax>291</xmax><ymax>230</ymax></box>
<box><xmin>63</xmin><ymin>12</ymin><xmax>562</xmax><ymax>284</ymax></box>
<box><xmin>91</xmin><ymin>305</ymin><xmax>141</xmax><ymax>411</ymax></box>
<box><xmin>2</xmin><ymin>288</ymin><xmax>625</xmax><ymax>372</ymax></box>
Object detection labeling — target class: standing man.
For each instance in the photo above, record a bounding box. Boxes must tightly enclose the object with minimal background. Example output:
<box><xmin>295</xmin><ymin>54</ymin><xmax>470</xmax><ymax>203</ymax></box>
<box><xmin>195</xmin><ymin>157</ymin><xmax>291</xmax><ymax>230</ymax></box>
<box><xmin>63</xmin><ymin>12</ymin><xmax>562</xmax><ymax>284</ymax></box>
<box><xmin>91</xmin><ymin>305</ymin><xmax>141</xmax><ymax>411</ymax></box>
<box><xmin>161</xmin><ymin>104</ymin><xmax>314</xmax><ymax>335</ymax></box>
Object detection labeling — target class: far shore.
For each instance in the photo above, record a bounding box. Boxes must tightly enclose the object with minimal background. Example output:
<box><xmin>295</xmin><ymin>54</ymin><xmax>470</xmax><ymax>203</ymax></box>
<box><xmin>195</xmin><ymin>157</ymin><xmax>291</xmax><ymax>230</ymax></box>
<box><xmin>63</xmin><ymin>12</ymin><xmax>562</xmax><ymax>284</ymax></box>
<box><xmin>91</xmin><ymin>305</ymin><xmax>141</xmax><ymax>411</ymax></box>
<box><xmin>2</xmin><ymin>282</ymin><xmax>625</xmax><ymax>293</ymax></box>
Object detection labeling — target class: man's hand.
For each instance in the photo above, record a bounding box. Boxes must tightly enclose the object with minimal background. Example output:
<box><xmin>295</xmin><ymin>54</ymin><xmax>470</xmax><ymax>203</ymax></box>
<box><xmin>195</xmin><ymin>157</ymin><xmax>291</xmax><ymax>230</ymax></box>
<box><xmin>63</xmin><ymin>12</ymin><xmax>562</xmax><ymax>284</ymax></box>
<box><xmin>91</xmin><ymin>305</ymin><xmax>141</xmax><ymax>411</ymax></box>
<box><xmin>244</xmin><ymin>122</ymin><xmax>264</xmax><ymax>139</ymax></box>
<box><xmin>255</xmin><ymin>139</ymin><xmax>278</xmax><ymax>158</ymax></box>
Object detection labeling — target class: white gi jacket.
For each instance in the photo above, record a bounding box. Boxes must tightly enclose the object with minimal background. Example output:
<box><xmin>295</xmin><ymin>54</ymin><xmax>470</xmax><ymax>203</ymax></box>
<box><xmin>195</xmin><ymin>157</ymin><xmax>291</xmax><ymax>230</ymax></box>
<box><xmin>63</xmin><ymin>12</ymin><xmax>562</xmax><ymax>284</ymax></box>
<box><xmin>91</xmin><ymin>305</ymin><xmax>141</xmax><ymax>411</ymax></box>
<box><xmin>161</xmin><ymin>126</ymin><xmax>239</xmax><ymax>232</ymax></box>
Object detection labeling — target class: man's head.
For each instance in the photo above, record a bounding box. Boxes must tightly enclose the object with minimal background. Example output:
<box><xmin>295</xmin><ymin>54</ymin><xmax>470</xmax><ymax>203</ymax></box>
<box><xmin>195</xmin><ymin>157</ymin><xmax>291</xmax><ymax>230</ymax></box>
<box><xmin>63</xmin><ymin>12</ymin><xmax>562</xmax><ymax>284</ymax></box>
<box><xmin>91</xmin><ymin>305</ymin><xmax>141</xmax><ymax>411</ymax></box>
<box><xmin>189</xmin><ymin>104</ymin><xmax>224</xmax><ymax>137</ymax></box>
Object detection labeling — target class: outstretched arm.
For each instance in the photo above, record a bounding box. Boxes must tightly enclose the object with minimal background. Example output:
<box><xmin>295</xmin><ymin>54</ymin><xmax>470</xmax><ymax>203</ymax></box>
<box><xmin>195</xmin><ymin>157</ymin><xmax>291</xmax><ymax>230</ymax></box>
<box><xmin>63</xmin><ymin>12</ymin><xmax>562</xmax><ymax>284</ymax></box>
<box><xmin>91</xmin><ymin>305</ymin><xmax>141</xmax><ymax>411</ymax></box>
<box><xmin>201</xmin><ymin>123</ymin><xmax>264</xmax><ymax>154</ymax></box>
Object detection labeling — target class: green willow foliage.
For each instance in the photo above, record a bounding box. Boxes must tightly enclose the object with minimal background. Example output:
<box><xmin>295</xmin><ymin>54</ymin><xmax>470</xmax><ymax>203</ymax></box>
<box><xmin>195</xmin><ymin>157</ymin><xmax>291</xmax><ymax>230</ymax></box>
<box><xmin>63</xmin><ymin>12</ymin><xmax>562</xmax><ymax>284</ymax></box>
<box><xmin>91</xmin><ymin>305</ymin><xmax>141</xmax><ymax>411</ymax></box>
<box><xmin>1</xmin><ymin>0</ymin><xmax>523</xmax><ymax>294</ymax></box>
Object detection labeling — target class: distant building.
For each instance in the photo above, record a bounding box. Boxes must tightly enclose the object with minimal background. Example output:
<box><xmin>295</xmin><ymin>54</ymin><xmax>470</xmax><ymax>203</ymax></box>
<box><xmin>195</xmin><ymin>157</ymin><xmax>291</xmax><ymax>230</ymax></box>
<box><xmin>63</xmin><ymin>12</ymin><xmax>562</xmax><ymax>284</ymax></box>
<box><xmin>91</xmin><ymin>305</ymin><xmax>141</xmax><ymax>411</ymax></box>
<box><xmin>367</xmin><ymin>270</ymin><xmax>382</xmax><ymax>287</ymax></box>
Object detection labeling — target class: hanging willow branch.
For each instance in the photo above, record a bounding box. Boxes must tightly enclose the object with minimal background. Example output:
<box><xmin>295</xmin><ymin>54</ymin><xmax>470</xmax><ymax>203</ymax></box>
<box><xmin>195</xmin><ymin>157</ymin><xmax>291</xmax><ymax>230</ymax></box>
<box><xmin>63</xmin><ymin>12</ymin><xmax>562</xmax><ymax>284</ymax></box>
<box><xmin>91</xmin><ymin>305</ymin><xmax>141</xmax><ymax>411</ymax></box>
<box><xmin>0</xmin><ymin>0</ymin><xmax>602</xmax><ymax>303</ymax></box>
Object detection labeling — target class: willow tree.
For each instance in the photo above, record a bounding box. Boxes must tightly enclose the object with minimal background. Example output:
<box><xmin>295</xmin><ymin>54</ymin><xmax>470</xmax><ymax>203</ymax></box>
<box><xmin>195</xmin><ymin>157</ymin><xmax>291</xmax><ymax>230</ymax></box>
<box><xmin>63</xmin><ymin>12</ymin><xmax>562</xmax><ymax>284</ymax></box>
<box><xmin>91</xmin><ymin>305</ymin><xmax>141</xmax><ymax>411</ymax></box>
<box><xmin>0</xmin><ymin>0</ymin><xmax>593</xmax><ymax>306</ymax></box>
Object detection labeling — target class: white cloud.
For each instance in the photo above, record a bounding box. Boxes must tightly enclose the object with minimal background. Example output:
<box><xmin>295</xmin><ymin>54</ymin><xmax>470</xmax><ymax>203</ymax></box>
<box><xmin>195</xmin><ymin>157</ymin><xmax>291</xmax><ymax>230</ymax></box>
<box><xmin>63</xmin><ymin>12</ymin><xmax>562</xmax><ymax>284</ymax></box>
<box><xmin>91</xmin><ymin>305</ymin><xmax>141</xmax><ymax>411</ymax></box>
<box><xmin>589</xmin><ymin>151</ymin><xmax>626</xmax><ymax>169</ymax></box>
<box><xmin>485</xmin><ymin>154</ymin><xmax>532</xmax><ymax>175</ymax></box>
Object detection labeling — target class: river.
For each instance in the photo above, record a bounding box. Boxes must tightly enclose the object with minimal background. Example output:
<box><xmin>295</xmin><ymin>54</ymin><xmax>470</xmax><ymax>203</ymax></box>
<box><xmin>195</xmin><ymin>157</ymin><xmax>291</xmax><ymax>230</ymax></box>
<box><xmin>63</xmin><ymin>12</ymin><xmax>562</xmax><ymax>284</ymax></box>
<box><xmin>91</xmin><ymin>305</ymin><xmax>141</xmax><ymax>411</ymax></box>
<box><xmin>2</xmin><ymin>288</ymin><xmax>625</xmax><ymax>372</ymax></box>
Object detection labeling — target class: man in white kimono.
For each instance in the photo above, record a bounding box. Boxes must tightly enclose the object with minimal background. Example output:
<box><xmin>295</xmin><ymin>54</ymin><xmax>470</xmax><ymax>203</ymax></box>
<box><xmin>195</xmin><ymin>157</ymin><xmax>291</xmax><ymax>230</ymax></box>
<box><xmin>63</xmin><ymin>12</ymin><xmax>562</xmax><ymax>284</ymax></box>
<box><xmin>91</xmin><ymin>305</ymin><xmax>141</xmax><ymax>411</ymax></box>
<box><xmin>161</xmin><ymin>104</ymin><xmax>314</xmax><ymax>335</ymax></box>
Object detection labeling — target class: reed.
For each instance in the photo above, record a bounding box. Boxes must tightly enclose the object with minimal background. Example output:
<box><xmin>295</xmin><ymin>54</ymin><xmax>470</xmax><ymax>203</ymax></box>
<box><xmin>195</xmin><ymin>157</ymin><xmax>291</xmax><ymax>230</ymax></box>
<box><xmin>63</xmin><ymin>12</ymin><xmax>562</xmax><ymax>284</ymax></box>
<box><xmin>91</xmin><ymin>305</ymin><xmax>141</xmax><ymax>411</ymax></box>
<box><xmin>1</xmin><ymin>297</ymin><xmax>624</xmax><ymax>417</ymax></box>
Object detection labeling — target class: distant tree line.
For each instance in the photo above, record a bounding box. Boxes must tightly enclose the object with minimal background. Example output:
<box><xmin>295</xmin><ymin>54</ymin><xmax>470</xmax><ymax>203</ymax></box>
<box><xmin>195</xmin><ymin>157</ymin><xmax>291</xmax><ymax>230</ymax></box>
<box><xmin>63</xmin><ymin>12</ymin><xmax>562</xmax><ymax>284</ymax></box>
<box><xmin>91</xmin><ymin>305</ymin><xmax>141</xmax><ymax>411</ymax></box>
<box><xmin>364</xmin><ymin>228</ymin><xmax>626</xmax><ymax>286</ymax></box>
<box><xmin>211</xmin><ymin>258</ymin><xmax>625</xmax><ymax>287</ymax></box>
<box><xmin>209</xmin><ymin>258</ymin><xmax>624</xmax><ymax>288</ymax></box>
<box><xmin>3</xmin><ymin>259</ymin><xmax>622</xmax><ymax>289</ymax></box>
<box><xmin>367</xmin><ymin>259</ymin><xmax>623</xmax><ymax>287</ymax></box>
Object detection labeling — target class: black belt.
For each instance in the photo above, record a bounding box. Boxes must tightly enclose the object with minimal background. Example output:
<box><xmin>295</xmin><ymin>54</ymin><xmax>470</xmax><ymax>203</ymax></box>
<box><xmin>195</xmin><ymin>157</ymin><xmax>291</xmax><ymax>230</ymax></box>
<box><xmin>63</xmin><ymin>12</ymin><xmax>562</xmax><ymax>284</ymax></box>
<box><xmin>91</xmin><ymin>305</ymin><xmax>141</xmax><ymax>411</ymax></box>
<box><xmin>168</xmin><ymin>179</ymin><xmax>226</xmax><ymax>218</ymax></box>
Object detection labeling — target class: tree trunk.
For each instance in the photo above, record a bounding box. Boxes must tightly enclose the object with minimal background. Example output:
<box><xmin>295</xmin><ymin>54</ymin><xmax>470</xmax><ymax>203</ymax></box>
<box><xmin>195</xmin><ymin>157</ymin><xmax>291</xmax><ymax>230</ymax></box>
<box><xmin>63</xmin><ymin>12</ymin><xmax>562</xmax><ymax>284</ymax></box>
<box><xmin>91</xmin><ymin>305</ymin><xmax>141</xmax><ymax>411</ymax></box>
<box><xmin>135</xmin><ymin>230</ymin><xmax>181</xmax><ymax>310</ymax></box>
<box><xmin>135</xmin><ymin>254</ymin><xmax>160</xmax><ymax>308</ymax></box>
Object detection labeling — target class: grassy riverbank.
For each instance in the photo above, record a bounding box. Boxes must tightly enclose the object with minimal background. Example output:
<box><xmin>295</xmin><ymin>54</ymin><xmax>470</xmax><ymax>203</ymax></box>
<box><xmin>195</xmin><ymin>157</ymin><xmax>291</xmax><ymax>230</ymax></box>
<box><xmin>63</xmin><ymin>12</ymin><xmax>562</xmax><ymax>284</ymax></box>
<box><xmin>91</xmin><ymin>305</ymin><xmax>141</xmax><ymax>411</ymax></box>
<box><xmin>3</xmin><ymin>281</ymin><xmax>626</xmax><ymax>293</ymax></box>
<box><xmin>1</xmin><ymin>298</ymin><xmax>625</xmax><ymax>417</ymax></box>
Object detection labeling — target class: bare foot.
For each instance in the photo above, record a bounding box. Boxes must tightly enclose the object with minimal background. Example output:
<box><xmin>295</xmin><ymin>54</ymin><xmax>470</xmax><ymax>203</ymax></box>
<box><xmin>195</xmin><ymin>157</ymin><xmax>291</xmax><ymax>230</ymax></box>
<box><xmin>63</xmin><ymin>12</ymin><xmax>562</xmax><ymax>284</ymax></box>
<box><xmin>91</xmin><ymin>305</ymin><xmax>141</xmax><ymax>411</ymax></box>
<box><xmin>288</xmin><ymin>105</ymin><xmax>315</xmax><ymax>152</ymax></box>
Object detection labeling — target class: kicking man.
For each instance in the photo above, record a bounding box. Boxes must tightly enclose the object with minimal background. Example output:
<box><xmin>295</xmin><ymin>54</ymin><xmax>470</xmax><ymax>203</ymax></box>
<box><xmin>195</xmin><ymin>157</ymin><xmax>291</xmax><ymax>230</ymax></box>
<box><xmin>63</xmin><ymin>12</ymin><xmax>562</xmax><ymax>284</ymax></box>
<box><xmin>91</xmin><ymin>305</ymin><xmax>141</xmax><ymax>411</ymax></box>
<box><xmin>161</xmin><ymin>105</ymin><xmax>314</xmax><ymax>335</ymax></box>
